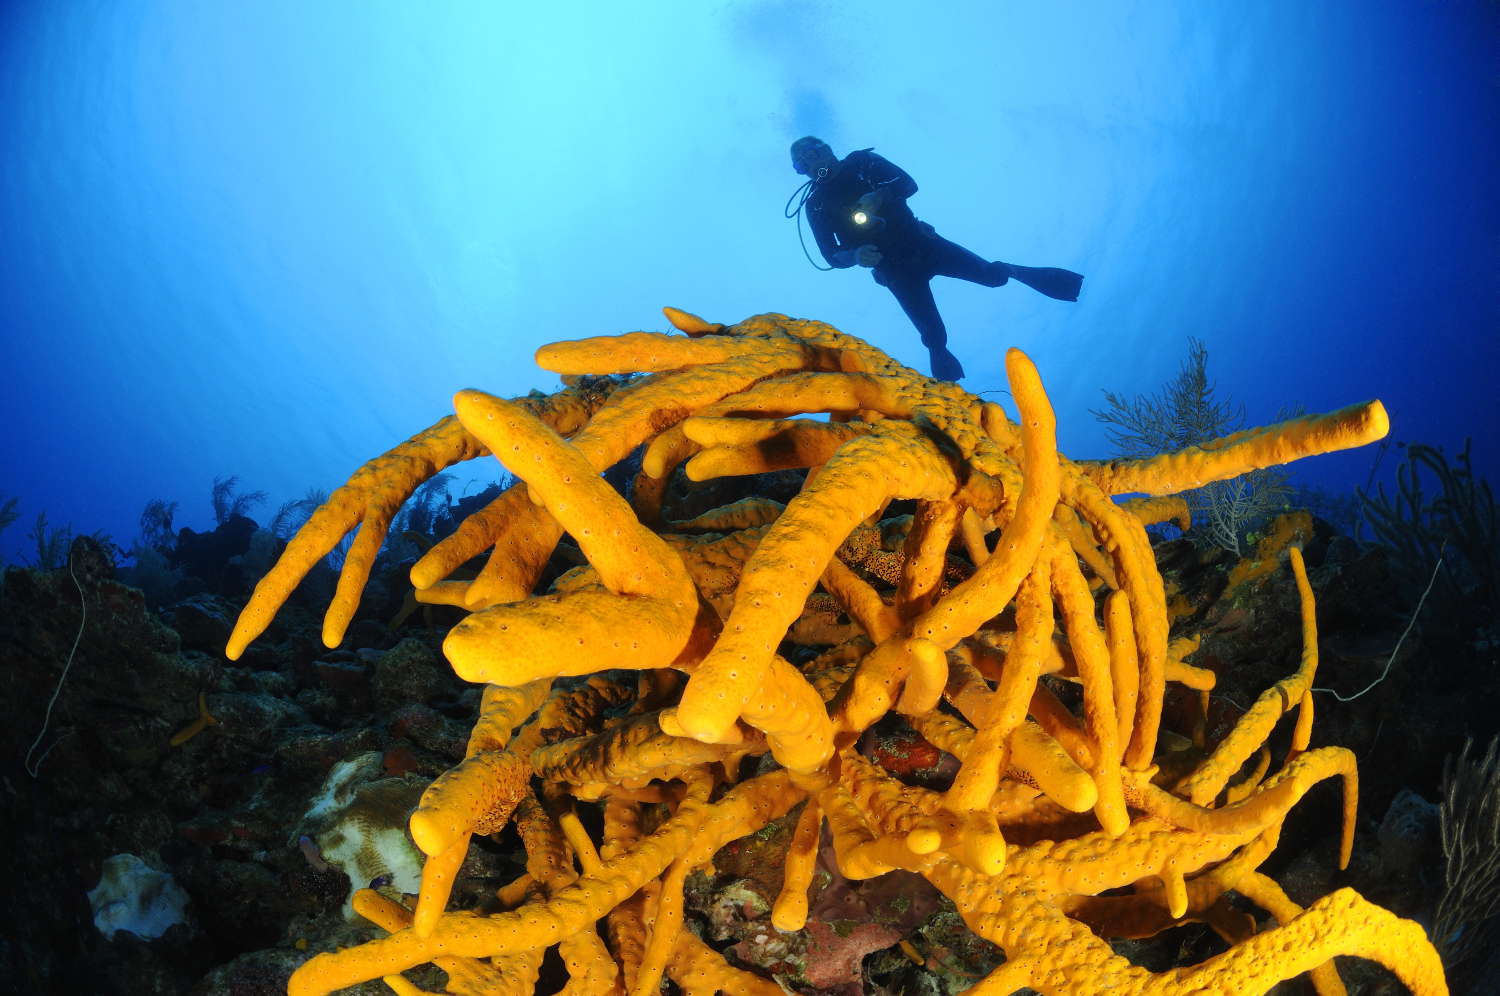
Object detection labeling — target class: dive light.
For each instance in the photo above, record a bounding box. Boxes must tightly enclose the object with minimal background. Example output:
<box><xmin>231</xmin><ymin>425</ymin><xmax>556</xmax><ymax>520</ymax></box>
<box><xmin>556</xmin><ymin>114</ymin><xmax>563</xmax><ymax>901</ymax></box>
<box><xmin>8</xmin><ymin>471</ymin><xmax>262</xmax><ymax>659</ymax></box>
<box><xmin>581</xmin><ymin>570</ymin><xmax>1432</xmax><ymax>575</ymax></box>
<box><xmin>852</xmin><ymin>209</ymin><xmax>885</xmax><ymax>234</ymax></box>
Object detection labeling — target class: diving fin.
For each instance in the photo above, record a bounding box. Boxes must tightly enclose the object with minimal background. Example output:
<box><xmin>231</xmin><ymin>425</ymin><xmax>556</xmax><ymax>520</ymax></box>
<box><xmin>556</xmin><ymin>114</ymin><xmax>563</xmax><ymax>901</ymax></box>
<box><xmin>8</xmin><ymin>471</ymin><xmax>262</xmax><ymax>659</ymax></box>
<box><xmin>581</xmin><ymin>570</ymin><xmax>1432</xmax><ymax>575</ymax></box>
<box><xmin>929</xmin><ymin>346</ymin><xmax>965</xmax><ymax>382</ymax></box>
<box><xmin>1003</xmin><ymin>264</ymin><xmax>1084</xmax><ymax>303</ymax></box>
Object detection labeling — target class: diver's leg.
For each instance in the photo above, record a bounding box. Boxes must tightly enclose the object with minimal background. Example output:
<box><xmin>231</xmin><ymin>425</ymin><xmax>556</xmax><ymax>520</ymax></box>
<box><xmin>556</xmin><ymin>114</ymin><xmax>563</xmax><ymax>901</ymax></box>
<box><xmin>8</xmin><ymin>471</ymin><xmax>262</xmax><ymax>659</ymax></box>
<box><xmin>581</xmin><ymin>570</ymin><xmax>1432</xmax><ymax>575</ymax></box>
<box><xmin>923</xmin><ymin>235</ymin><xmax>1011</xmax><ymax>288</ymax></box>
<box><xmin>879</xmin><ymin>266</ymin><xmax>966</xmax><ymax>381</ymax></box>
<box><xmin>932</xmin><ymin>235</ymin><xmax>1084</xmax><ymax>301</ymax></box>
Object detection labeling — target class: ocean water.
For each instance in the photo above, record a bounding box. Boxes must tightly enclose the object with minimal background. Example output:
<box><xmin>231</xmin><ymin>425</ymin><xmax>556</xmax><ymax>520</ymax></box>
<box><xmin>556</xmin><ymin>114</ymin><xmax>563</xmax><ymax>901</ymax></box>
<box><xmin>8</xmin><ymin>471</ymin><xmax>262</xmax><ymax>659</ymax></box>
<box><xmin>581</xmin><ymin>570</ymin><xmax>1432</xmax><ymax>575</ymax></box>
<box><xmin>1</xmin><ymin>1</ymin><xmax>1496</xmax><ymax>557</ymax></box>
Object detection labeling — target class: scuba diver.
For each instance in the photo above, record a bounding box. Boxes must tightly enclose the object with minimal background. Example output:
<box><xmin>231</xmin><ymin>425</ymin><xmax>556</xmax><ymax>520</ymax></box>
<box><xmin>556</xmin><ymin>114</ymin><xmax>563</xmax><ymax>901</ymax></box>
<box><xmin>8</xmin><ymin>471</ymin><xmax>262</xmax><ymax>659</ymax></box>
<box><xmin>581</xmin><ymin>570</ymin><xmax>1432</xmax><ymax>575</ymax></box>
<box><xmin>787</xmin><ymin>136</ymin><xmax>1084</xmax><ymax>381</ymax></box>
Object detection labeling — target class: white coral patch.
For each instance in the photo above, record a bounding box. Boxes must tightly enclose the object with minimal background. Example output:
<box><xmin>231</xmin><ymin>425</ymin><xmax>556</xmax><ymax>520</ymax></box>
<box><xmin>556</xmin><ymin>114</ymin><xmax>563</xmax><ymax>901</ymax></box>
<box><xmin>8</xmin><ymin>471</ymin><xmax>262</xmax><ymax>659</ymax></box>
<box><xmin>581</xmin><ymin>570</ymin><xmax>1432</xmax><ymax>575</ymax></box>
<box><xmin>88</xmin><ymin>854</ymin><xmax>191</xmax><ymax>940</ymax></box>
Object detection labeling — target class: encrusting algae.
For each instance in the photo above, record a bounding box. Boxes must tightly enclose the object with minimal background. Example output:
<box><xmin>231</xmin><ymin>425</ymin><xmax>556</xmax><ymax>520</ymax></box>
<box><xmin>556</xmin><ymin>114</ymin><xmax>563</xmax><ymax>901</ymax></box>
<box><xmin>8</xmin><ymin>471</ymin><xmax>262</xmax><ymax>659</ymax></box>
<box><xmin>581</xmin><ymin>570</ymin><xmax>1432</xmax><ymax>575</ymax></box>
<box><xmin>225</xmin><ymin>310</ymin><xmax>1446</xmax><ymax>996</ymax></box>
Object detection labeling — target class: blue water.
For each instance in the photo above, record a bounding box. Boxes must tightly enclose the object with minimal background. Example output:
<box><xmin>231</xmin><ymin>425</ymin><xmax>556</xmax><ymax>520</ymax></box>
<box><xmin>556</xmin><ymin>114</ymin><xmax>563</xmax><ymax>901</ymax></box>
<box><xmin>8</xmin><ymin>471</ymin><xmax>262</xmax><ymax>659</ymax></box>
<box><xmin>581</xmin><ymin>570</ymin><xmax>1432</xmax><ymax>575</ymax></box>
<box><xmin>2</xmin><ymin>1</ymin><xmax>1497</xmax><ymax>557</ymax></box>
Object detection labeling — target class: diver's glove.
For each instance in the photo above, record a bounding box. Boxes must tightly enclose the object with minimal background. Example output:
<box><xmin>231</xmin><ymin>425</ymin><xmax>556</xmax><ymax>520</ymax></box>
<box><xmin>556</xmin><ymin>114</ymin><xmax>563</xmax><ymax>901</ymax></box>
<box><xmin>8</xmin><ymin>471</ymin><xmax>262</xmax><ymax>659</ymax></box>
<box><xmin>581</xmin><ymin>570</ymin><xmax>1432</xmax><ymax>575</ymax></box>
<box><xmin>855</xmin><ymin>245</ymin><xmax>883</xmax><ymax>267</ymax></box>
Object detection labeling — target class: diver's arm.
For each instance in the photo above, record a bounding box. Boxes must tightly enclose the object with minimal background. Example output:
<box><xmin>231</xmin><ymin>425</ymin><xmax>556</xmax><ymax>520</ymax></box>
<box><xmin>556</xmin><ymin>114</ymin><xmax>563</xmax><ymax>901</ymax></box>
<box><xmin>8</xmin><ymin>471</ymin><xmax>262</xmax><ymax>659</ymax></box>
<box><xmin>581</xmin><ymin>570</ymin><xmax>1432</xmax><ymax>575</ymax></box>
<box><xmin>807</xmin><ymin>205</ymin><xmax>859</xmax><ymax>268</ymax></box>
<box><xmin>864</xmin><ymin>155</ymin><xmax>918</xmax><ymax>205</ymax></box>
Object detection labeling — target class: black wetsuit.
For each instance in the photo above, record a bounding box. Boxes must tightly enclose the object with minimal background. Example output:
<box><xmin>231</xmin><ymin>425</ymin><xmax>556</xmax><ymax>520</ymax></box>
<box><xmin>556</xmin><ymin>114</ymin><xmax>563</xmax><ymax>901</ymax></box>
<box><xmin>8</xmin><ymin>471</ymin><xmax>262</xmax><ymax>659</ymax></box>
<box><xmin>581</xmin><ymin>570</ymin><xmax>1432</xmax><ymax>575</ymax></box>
<box><xmin>804</xmin><ymin>150</ymin><xmax>1009</xmax><ymax>380</ymax></box>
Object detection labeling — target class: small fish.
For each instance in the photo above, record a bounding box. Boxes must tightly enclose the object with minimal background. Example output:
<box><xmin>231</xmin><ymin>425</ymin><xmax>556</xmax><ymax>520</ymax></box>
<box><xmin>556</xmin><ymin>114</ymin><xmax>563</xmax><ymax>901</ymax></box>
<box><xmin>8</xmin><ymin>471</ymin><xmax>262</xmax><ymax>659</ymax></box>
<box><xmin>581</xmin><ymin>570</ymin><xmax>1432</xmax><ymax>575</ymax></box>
<box><xmin>298</xmin><ymin>835</ymin><xmax>330</xmax><ymax>873</ymax></box>
<box><xmin>369</xmin><ymin>874</ymin><xmax>392</xmax><ymax>889</ymax></box>
<box><xmin>252</xmin><ymin>764</ymin><xmax>271</xmax><ymax>775</ymax></box>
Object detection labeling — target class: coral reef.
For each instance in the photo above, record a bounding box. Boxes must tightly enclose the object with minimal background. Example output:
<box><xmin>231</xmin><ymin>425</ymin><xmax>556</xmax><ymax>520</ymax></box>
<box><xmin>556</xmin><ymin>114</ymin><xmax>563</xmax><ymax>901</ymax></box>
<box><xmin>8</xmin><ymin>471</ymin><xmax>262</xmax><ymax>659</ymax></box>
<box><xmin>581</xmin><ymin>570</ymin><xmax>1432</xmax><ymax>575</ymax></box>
<box><xmin>1432</xmin><ymin>736</ymin><xmax>1500</xmax><ymax>990</ymax></box>
<box><xmin>217</xmin><ymin>310</ymin><xmax>1446</xmax><ymax>996</ymax></box>
<box><xmin>0</xmin><ymin>492</ymin><xmax>20</xmax><ymax>558</ymax></box>
<box><xmin>1361</xmin><ymin>439</ymin><xmax>1497</xmax><ymax>634</ymax></box>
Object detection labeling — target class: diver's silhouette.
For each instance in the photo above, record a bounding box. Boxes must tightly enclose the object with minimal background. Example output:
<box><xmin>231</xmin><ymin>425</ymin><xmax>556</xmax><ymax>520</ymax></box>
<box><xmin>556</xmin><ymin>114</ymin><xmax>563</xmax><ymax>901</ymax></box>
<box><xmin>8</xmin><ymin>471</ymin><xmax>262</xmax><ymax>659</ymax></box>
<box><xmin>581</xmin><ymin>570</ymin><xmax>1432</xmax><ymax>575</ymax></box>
<box><xmin>788</xmin><ymin>137</ymin><xmax>1083</xmax><ymax>382</ymax></box>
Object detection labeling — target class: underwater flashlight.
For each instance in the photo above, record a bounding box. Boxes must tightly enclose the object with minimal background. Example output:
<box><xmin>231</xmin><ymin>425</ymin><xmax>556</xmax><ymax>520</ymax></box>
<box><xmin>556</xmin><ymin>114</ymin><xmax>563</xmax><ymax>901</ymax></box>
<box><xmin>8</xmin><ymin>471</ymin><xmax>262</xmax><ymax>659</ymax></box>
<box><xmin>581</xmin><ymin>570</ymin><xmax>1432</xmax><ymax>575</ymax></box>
<box><xmin>853</xmin><ymin>211</ymin><xmax>868</xmax><ymax>225</ymax></box>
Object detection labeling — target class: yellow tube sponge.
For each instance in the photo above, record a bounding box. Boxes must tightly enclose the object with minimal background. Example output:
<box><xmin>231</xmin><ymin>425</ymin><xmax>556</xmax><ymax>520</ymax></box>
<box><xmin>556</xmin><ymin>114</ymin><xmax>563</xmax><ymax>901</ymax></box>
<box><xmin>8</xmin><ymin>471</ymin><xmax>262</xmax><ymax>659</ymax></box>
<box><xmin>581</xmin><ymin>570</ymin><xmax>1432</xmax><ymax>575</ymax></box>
<box><xmin>539</xmin><ymin>331</ymin><xmax>749</xmax><ymax>374</ymax></box>
<box><xmin>683</xmin><ymin>416</ymin><xmax>873</xmax><ymax>480</ymax></box>
<box><xmin>911</xmin><ymin>348</ymin><xmax>1060</xmax><ymax>652</ymax></box>
<box><xmin>1120</xmin><ymin>494</ymin><xmax>1190</xmax><ymax>529</ymax></box>
<box><xmin>737</xmin><ymin>654</ymin><xmax>836</xmax><ymax>775</ymax></box>
<box><xmin>662</xmin><ymin>305</ymin><xmax>728</xmax><ymax>336</ymax></box>
<box><xmin>413</xmin><ymin>477</ymin><xmax>549</xmax><ymax>596</ymax></box>
<box><xmin>409</xmin><ymin>749</ymin><xmax>529</xmax><ymax>856</ymax></box>
<box><xmin>453</xmin><ymin>488</ymin><xmax>565</xmax><ymax>609</ymax></box>
<box><xmin>670</xmin><ymin>497</ymin><xmax>784</xmax><ymax>534</ymax></box>
<box><xmin>771</xmin><ymin>797</ymin><xmax>823</xmax><ymax>930</ymax></box>
<box><xmin>246</xmin><ymin>312</ymin><xmax>1440</xmax><ymax>996</ymax></box>
<box><xmin>667</xmin><ymin>931</ymin><xmax>784</xmax><ymax>996</ymax></box>
<box><xmin>1235</xmin><ymin>872</ymin><xmax>1348</xmax><ymax>996</ymax></box>
<box><xmin>1049</xmin><ymin>530</ymin><xmax>1128</xmax><ymax>836</ymax></box>
<box><xmin>894</xmin><ymin>637</ymin><xmax>948</xmax><ymax>716</ymax></box>
<box><xmin>411</xmin><ymin>832</ymin><xmax>469</xmax><ymax>938</ymax></box>
<box><xmin>1052</xmin><ymin>504</ymin><xmax>1118</xmax><ymax>589</ymax></box>
<box><xmin>1059</xmin><ymin>464</ymin><xmax>1171</xmax><ymax>770</ymax></box>
<box><xmin>228</xmin><ymin>415</ymin><xmax>487</xmax><ymax>658</ymax></box>
<box><xmin>677</xmin><ymin>420</ymin><xmax>958</xmax><ymax>744</ymax></box>
<box><xmin>1179</xmin><ymin>545</ymin><xmax>1321</xmax><ymax>805</ymax></box>
<box><xmin>943</xmin><ymin>550</ymin><xmax>1052</xmax><ymax>875</ymax></box>
<box><xmin>559</xmin><ymin>929</ymin><xmax>625</xmax><ymax>996</ymax></box>
<box><xmin>467</xmin><ymin>680</ymin><xmax>553</xmax><ymax>757</ymax></box>
<box><xmin>353</xmin><ymin>889</ymin><xmax>545</xmax><ymax>996</ymax></box>
<box><xmin>229</xmin><ymin>381</ymin><xmax>619</xmax><ymax>658</ymax></box>
<box><xmin>633</xmin><ymin>856</ymin><xmax>688</xmax><ymax>996</ymax></box>
<box><xmin>1104</xmin><ymin>589</ymin><xmax>1138</xmax><ymax>760</ymax></box>
<box><xmin>1079</xmin><ymin>400</ymin><xmax>1389</xmax><ymax>497</ymax></box>
<box><xmin>289</xmin><ymin>771</ymin><xmax>802</xmax><ymax>996</ymax></box>
<box><xmin>531</xmin><ymin>712</ymin><xmax>758</xmax><ymax>788</ymax></box>
<box><xmin>443</xmin><ymin>390</ymin><xmax>699</xmax><ymax>684</ymax></box>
